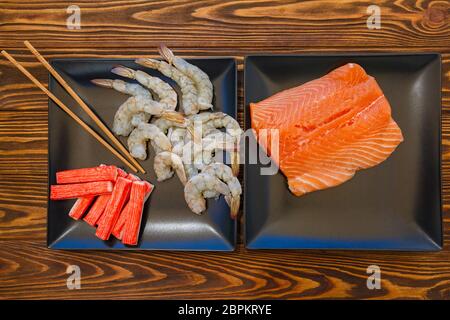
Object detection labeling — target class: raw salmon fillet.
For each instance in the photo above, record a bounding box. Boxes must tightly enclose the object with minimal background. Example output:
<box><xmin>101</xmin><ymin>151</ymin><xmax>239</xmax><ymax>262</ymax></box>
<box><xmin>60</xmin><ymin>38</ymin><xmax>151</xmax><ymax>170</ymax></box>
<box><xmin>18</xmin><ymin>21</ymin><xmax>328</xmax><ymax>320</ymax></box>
<box><xmin>250</xmin><ymin>63</ymin><xmax>403</xmax><ymax>196</ymax></box>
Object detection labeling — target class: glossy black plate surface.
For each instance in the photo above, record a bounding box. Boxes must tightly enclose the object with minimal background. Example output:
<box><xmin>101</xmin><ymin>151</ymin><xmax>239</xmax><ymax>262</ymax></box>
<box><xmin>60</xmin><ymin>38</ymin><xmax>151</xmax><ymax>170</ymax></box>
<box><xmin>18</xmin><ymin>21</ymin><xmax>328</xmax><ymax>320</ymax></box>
<box><xmin>244</xmin><ymin>54</ymin><xmax>442</xmax><ymax>250</ymax></box>
<box><xmin>48</xmin><ymin>58</ymin><xmax>237</xmax><ymax>250</ymax></box>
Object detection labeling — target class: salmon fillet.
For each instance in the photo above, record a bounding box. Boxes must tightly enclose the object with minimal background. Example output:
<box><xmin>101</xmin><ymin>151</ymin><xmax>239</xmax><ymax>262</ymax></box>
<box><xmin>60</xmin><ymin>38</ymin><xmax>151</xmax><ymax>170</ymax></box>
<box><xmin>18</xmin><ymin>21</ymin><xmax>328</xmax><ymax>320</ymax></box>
<box><xmin>250</xmin><ymin>63</ymin><xmax>403</xmax><ymax>196</ymax></box>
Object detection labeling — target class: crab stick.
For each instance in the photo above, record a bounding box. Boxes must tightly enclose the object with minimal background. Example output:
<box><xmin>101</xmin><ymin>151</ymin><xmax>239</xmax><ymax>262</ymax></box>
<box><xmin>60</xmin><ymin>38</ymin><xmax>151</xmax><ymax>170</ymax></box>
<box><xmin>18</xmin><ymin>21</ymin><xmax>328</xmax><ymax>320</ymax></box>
<box><xmin>56</xmin><ymin>165</ymin><xmax>118</xmax><ymax>184</ymax></box>
<box><xmin>112</xmin><ymin>181</ymin><xmax>153</xmax><ymax>240</ymax></box>
<box><xmin>122</xmin><ymin>181</ymin><xmax>150</xmax><ymax>246</ymax></box>
<box><xmin>95</xmin><ymin>177</ymin><xmax>132</xmax><ymax>240</ymax></box>
<box><xmin>83</xmin><ymin>194</ymin><xmax>111</xmax><ymax>226</ymax></box>
<box><xmin>50</xmin><ymin>181</ymin><xmax>113</xmax><ymax>200</ymax></box>
<box><xmin>111</xmin><ymin>202</ymin><xmax>130</xmax><ymax>240</ymax></box>
<box><xmin>68</xmin><ymin>197</ymin><xmax>95</xmax><ymax>220</ymax></box>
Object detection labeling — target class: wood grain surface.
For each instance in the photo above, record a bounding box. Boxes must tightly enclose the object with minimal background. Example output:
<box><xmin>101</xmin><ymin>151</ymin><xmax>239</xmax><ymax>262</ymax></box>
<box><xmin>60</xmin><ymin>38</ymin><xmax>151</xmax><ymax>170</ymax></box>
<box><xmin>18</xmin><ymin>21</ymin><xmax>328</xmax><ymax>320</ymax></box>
<box><xmin>0</xmin><ymin>0</ymin><xmax>449</xmax><ymax>300</ymax></box>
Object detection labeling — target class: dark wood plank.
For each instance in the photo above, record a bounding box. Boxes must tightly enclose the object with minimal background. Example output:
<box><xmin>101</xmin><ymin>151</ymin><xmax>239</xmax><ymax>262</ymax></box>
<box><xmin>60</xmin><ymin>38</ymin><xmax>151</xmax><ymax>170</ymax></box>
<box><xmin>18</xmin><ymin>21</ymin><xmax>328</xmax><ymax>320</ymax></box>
<box><xmin>0</xmin><ymin>0</ymin><xmax>449</xmax><ymax>300</ymax></box>
<box><xmin>0</xmin><ymin>0</ymin><xmax>448</xmax><ymax>50</ymax></box>
<box><xmin>1</xmin><ymin>241</ymin><xmax>450</xmax><ymax>300</ymax></box>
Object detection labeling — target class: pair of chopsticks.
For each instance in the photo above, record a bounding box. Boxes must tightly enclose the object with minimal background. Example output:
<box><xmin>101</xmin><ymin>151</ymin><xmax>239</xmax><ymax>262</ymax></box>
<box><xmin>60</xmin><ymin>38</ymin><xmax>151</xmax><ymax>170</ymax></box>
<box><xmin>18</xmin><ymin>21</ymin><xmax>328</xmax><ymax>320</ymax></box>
<box><xmin>1</xmin><ymin>41</ymin><xmax>145</xmax><ymax>173</ymax></box>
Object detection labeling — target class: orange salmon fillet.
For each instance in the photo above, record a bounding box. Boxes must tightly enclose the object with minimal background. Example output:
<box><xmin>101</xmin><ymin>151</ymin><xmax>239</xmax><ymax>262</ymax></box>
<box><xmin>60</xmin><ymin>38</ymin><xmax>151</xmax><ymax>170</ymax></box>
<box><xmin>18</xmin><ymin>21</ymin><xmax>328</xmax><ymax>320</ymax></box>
<box><xmin>250</xmin><ymin>63</ymin><xmax>403</xmax><ymax>196</ymax></box>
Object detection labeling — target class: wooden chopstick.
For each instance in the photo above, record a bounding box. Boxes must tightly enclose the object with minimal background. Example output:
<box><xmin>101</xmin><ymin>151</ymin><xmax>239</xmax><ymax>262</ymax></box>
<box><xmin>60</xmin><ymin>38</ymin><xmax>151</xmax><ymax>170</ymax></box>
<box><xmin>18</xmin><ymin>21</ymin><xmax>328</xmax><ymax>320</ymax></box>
<box><xmin>1</xmin><ymin>50</ymin><xmax>139</xmax><ymax>173</ymax></box>
<box><xmin>23</xmin><ymin>41</ymin><xmax>146</xmax><ymax>174</ymax></box>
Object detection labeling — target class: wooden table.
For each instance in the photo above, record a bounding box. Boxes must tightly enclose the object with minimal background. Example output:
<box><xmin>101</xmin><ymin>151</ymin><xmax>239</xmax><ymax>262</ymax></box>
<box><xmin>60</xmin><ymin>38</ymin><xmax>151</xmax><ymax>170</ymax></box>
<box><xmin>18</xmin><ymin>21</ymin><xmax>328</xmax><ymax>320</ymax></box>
<box><xmin>0</xmin><ymin>0</ymin><xmax>449</xmax><ymax>300</ymax></box>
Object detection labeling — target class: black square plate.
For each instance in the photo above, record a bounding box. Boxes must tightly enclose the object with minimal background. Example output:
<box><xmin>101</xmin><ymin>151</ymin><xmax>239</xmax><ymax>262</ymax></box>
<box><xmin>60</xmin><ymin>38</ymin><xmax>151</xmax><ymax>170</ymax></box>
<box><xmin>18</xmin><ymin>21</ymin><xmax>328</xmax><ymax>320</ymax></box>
<box><xmin>244</xmin><ymin>54</ymin><xmax>442</xmax><ymax>250</ymax></box>
<box><xmin>48</xmin><ymin>58</ymin><xmax>237</xmax><ymax>250</ymax></box>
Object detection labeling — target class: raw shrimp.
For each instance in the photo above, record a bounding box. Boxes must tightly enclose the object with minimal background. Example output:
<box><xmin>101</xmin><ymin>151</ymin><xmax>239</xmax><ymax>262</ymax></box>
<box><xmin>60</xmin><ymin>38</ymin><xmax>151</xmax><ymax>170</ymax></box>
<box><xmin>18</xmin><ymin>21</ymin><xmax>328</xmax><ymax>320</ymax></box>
<box><xmin>186</xmin><ymin>112</ymin><xmax>225</xmax><ymax>143</ymax></box>
<box><xmin>151</xmin><ymin>117</ymin><xmax>194</xmax><ymax>156</ymax></box>
<box><xmin>135</xmin><ymin>58</ymin><xmax>199</xmax><ymax>115</ymax></box>
<box><xmin>92</xmin><ymin>78</ymin><xmax>152</xmax><ymax>129</ymax></box>
<box><xmin>151</xmin><ymin>117</ymin><xmax>191</xmax><ymax>135</ymax></box>
<box><xmin>168</xmin><ymin>127</ymin><xmax>187</xmax><ymax>156</ymax></box>
<box><xmin>159</xmin><ymin>45</ymin><xmax>213</xmax><ymax>110</ymax></box>
<box><xmin>91</xmin><ymin>78</ymin><xmax>152</xmax><ymax>99</ymax></box>
<box><xmin>131</xmin><ymin>113</ymin><xmax>151</xmax><ymax>127</ymax></box>
<box><xmin>201</xmin><ymin>131</ymin><xmax>237</xmax><ymax>169</ymax></box>
<box><xmin>112</xmin><ymin>96</ymin><xmax>184</xmax><ymax>136</ymax></box>
<box><xmin>127</xmin><ymin>123</ymin><xmax>171</xmax><ymax>160</ymax></box>
<box><xmin>203</xmin><ymin>113</ymin><xmax>243</xmax><ymax>175</ymax></box>
<box><xmin>202</xmin><ymin>163</ymin><xmax>241</xmax><ymax>218</ymax></box>
<box><xmin>112</xmin><ymin>66</ymin><xmax>177</xmax><ymax>111</ymax></box>
<box><xmin>188</xmin><ymin>111</ymin><xmax>225</xmax><ymax>123</ymax></box>
<box><xmin>184</xmin><ymin>173</ymin><xmax>230</xmax><ymax>214</ymax></box>
<box><xmin>203</xmin><ymin>113</ymin><xmax>243</xmax><ymax>141</ymax></box>
<box><xmin>182</xmin><ymin>134</ymin><xmax>235</xmax><ymax>171</ymax></box>
<box><xmin>169</xmin><ymin>128</ymin><xmax>199</xmax><ymax>180</ymax></box>
<box><xmin>184</xmin><ymin>163</ymin><xmax>198</xmax><ymax>181</ymax></box>
<box><xmin>153</xmin><ymin>151</ymin><xmax>187</xmax><ymax>185</ymax></box>
<box><xmin>202</xmin><ymin>130</ymin><xmax>235</xmax><ymax>145</ymax></box>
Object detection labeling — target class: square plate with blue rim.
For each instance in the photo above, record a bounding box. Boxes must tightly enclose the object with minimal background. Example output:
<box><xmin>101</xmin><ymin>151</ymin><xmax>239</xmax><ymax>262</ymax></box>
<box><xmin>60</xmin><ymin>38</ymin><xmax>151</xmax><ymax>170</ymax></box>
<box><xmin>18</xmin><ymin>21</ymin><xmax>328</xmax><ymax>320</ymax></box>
<box><xmin>244</xmin><ymin>54</ymin><xmax>442</xmax><ymax>250</ymax></box>
<box><xmin>48</xmin><ymin>58</ymin><xmax>237</xmax><ymax>250</ymax></box>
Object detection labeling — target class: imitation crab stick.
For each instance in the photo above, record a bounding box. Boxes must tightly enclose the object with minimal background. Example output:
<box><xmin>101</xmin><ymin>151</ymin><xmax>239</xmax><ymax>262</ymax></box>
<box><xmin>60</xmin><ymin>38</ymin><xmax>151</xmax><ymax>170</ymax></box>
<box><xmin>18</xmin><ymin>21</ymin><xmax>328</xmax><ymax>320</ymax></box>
<box><xmin>68</xmin><ymin>197</ymin><xmax>95</xmax><ymax>220</ymax></box>
<box><xmin>56</xmin><ymin>165</ymin><xmax>119</xmax><ymax>184</ymax></box>
<box><xmin>83</xmin><ymin>194</ymin><xmax>111</xmax><ymax>226</ymax></box>
<box><xmin>50</xmin><ymin>181</ymin><xmax>114</xmax><ymax>200</ymax></box>
<box><xmin>95</xmin><ymin>177</ymin><xmax>132</xmax><ymax>240</ymax></box>
<box><xmin>122</xmin><ymin>181</ymin><xmax>149</xmax><ymax>246</ymax></box>
<box><xmin>110</xmin><ymin>174</ymin><xmax>142</xmax><ymax>239</ymax></box>
<box><xmin>111</xmin><ymin>203</ymin><xmax>130</xmax><ymax>240</ymax></box>
<box><xmin>112</xmin><ymin>181</ymin><xmax>153</xmax><ymax>240</ymax></box>
<box><xmin>106</xmin><ymin>171</ymin><xmax>141</xmax><ymax>236</ymax></box>
<box><xmin>117</xmin><ymin>167</ymin><xmax>128</xmax><ymax>178</ymax></box>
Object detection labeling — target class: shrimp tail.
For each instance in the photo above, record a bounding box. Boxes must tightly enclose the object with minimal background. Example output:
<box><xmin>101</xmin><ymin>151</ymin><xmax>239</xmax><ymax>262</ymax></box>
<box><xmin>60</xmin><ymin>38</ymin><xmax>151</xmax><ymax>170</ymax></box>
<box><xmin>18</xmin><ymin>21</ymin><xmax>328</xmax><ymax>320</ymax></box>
<box><xmin>111</xmin><ymin>65</ymin><xmax>135</xmax><ymax>79</ymax></box>
<box><xmin>186</xmin><ymin>124</ymin><xmax>195</xmax><ymax>139</ymax></box>
<box><xmin>161</xmin><ymin>110</ymin><xmax>187</xmax><ymax>125</ymax></box>
<box><xmin>91</xmin><ymin>79</ymin><xmax>113</xmax><ymax>88</ymax></box>
<box><xmin>225</xmin><ymin>195</ymin><xmax>240</xmax><ymax>219</ymax></box>
<box><xmin>135</xmin><ymin>58</ymin><xmax>156</xmax><ymax>69</ymax></box>
<box><xmin>231</xmin><ymin>151</ymin><xmax>240</xmax><ymax>177</ymax></box>
<box><xmin>158</xmin><ymin>44</ymin><xmax>175</xmax><ymax>65</ymax></box>
<box><xmin>178</xmin><ymin>168</ymin><xmax>188</xmax><ymax>186</ymax></box>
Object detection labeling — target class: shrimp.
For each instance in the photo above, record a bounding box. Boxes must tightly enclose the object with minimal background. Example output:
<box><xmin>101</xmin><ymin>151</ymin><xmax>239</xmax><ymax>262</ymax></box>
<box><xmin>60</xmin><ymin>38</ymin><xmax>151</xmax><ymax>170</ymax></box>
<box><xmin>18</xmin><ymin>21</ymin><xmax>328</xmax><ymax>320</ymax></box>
<box><xmin>186</xmin><ymin>112</ymin><xmax>238</xmax><ymax>141</ymax></box>
<box><xmin>201</xmin><ymin>131</ymin><xmax>237</xmax><ymax>169</ymax></box>
<box><xmin>202</xmin><ymin>130</ymin><xmax>235</xmax><ymax>145</ymax></box>
<box><xmin>111</xmin><ymin>66</ymin><xmax>177</xmax><ymax>111</ymax></box>
<box><xmin>150</xmin><ymin>117</ymin><xmax>191</xmax><ymax>156</ymax></box>
<box><xmin>203</xmin><ymin>113</ymin><xmax>243</xmax><ymax>175</ymax></box>
<box><xmin>135</xmin><ymin>58</ymin><xmax>199</xmax><ymax>115</ymax></box>
<box><xmin>151</xmin><ymin>117</ymin><xmax>192</xmax><ymax>135</ymax></box>
<box><xmin>203</xmin><ymin>113</ymin><xmax>243</xmax><ymax>141</ymax></box>
<box><xmin>188</xmin><ymin>111</ymin><xmax>225</xmax><ymax>123</ymax></box>
<box><xmin>201</xmin><ymin>163</ymin><xmax>241</xmax><ymax>218</ymax></box>
<box><xmin>153</xmin><ymin>151</ymin><xmax>187</xmax><ymax>185</ymax></box>
<box><xmin>131</xmin><ymin>113</ymin><xmax>151</xmax><ymax>127</ymax></box>
<box><xmin>181</xmin><ymin>140</ymin><xmax>203</xmax><ymax>179</ymax></box>
<box><xmin>169</xmin><ymin>127</ymin><xmax>198</xmax><ymax>180</ymax></box>
<box><xmin>187</xmin><ymin>111</ymin><xmax>224</xmax><ymax>136</ymax></box>
<box><xmin>159</xmin><ymin>45</ymin><xmax>213</xmax><ymax>110</ymax></box>
<box><xmin>168</xmin><ymin>127</ymin><xmax>187</xmax><ymax>156</ymax></box>
<box><xmin>92</xmin><ymin>78</ymin><xmax>151</xmax><ymax>129</ymax></box>
<box><xmin>127</xmin><ymin>123</ymin><xmax>171</xmax><ymax>160</ymax></box>
<box><xmin>185</xmin><ymin>112</ymin><xmax>225</xmax><ymax>144</ymax></box>
<box><xmin>112</xmin><ymin>96</ymin><xmax>184</xmax><ymax>136</ymax></box>
<box><xmin>91</xmin><ymin>78</ymin><xmax>152</xmax><ymax>99</ymax></box>
<box><xmin>184</xmin><ymin>173</ymin><xmax>230</xmax><ymax>214</ymax></box>
<box><xmin>184</xmin><ymin>163</ymin><xmax>198</xmax><ymax>181</ymax></box>
<box><xmin>182</xmin><ymin>133</ymin><xmax>235</xmax><ymax>171</ymax></box>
